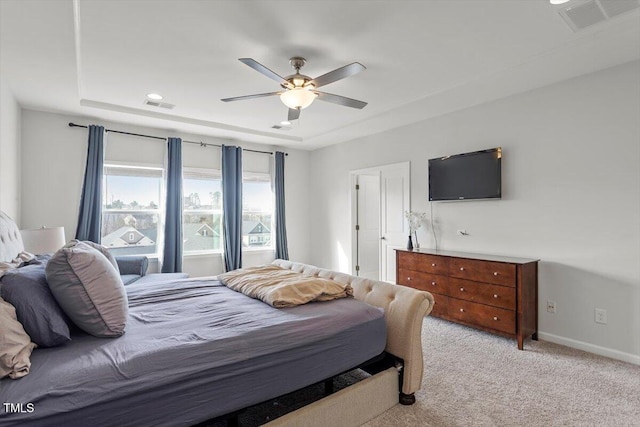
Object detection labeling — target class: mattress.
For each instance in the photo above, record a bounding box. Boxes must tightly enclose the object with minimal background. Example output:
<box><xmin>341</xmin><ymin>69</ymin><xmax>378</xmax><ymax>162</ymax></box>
<box><xmin>0</xmin><ymin>278</ymin><xmax>386</xmax><ymax>427</ymax></box>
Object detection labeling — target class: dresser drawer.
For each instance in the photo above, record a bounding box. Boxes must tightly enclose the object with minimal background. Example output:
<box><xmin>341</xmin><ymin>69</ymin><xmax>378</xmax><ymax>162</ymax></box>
<box><xmin>397</xmin><ymin>252</ymin><xmax>449</xmax><ymax>275</ymax></box>
<box><xmin>397</xmin><ymin>269</ymin><xmax>449</xmax><ymax>294</ymax></box>
<box><xmin>448</xmin><ymin>298</ymin><xmax>515</xmax><ymax>335</ymax></box>
<box><xmin>429</xmin><ymin>294</ymin><xmax>449</xmax><ymax>318</ymax></box>
<box><xmin>449</xmin><ymin>258</ymin><xmax>516</xmax><ymax>287</ymax></box>
<box><xmin>447</xmin><ymin>278</ymin><xmax>515</xmax><ymax>310</ymax></box>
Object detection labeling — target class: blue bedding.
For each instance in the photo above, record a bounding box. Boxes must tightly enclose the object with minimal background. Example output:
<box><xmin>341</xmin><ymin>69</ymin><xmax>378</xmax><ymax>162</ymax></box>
<box><xmin>0</xmin><ymin>278</ymin><xmax>386</xmax><ymax>426</ymax></box>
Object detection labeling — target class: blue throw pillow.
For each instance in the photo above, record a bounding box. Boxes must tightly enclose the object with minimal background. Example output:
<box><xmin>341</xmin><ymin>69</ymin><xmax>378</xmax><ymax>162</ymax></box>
<box><xmin>0</xmin><ymin>263</ymin><xmax>72</xmax><ymax>347</ymax></box>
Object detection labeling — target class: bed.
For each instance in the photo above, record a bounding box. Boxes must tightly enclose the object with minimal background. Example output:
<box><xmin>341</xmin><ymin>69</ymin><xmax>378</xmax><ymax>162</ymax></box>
<box><xmin>0</xmin><ymin>211</ymin><xmax>434</xmax><ymax>426</ymax></box>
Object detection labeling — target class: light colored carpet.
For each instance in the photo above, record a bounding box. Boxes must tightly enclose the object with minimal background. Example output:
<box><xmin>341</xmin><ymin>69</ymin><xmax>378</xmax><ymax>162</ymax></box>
<box><xmin>364</xmin><ymin>317</ymin><xmax>640</xmax><ymax>427</ymax></box>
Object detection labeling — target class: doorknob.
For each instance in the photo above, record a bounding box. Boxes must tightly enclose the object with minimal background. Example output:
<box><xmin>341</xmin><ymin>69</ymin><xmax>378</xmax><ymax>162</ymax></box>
<box><xmin>380</xmin><ymin>236</ymin><xmax>386</xmax><ymax>240</ymax></box>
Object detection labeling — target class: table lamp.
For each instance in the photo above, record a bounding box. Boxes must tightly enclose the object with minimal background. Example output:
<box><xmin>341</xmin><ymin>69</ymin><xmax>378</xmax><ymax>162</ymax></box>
<box><xmin>20</xmin><ymin>226</ymin><xmax>66</xmax><ymax>254</ymax></box>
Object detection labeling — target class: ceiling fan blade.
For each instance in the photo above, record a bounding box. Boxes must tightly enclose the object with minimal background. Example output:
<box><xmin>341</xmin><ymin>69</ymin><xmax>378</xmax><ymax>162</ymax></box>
<box><xmin>306</xmin><ymin>62</ymin><xmax>366</xmax><ymax>89</ymax></box>
<box><xmin>221</xmin><ymin>92</ymin><xmax>281</xmax><ymax>102</ymax></box>
<box><xmin>238</xmin><ymin>58</ymin><xmax>292</xmax><ymax>88</ymax></box>
<box><xmin>315</xmin><ymin>91</ymin><xmax>367</xmax><ymax>109</ymax></box>
<box><xmin>288</xmin><ymin>108</ymin><xmax>300</xmax><ymax>121</ymax></box>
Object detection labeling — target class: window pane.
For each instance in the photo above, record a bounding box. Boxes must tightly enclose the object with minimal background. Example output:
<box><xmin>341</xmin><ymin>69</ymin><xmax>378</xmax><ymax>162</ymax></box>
<box><xmin>102</xmin><ymin>165</ymin><xmax>162</xmax><ymax>256</ymax></box>
<box><xmin>242</xmin><ymin>176</ymin><xmax>273</xmax><ymax>248</ymax></box>
<box><xmin>102</xmin><ymin>212</ymin><xmax>159</xmax><ymax>256</ymax></box>
<box><xmin>183</xmin><ymin>171</ymin><xmax>222</xmax><ymax>253</ymax></box>
<box><xmin>183</xmin><ymin>213</ymin><xmax>221</xmax><ymax>252</ymax></box>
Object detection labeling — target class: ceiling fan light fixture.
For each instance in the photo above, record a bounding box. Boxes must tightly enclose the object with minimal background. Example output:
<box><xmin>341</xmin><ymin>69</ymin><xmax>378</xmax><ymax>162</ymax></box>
<box><xmin>549</xmin><ymin>0</ymin><xmax>570</xmax><ymax>4</ymax></box>
<box><xmin>280</xmin><ymin>87</ymin><xmax>317</xmax><ymax>109</ymax></box>
<box><xmin>146</xmin><ymin>93</ymin><xmax>163</xmax><ymax>100</ymax></box>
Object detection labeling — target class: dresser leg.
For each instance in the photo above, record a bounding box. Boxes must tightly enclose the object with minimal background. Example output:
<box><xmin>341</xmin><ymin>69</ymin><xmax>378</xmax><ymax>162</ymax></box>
<box><xmin>399</xmin><ymin>393</ymin><xmax>415</xmax><ymax>405</ymax></box>
<box><xmin>532</xmin><ymin>332</ymin><xmax>538</xmax><ymax>341</ymax></box>
<box><xmin>517</xmin><ymin>335</ymin><xmax>524</xmax><ymax>350</ymax></box>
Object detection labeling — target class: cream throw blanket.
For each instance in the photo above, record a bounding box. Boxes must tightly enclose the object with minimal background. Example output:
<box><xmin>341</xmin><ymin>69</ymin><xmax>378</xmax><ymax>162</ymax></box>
<box><xmin>0</xmin><ymin>297</ymin><xmax>37</xmax><ymax>379</ymax></box>
<box><xmin>218</xmin><ymin>265</ymin><xmax>353</xmax><ymax>307</ymax></box>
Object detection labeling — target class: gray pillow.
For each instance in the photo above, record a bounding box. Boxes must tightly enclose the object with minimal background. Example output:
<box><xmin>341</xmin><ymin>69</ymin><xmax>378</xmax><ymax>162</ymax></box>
<box><xmin>69</xmin><ymin>240</ymin><xmax>120</xmax><ymax>274</ymax></box>
<box><xmin>0</xmin><ymin>263</ymin><xmax>72</xmax><ymax>347</ymax></box>
<box><xmin>45</xmin><ymin>241</ymin><xmax>128</xmax><ymax>338</ymax></box>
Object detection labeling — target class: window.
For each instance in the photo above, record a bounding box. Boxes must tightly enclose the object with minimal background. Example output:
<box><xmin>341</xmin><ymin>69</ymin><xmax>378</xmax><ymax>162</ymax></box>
<box><xmin>242</xmin><ymin>172</ymin><xmax>273</xmax><ymax>249</ymax></box>
<box><xmin>183</xmin><ymin>168</ymin><xmax>222</xmax><ymax>254</ymax></box>
<box><xmin>101</xmin><ymin>165</ymin><xmax>163</xmax><ymax>256</ymax></box>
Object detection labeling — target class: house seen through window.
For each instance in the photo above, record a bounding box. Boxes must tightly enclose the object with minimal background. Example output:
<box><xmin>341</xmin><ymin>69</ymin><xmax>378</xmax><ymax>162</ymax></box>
<box><xmin>243</xmin><ymin>172</ymin><xmax>273</xmax><ymax>249</ymax></box>
<box><xmin>101</xmin><ymin>165</ymin><xmax>163</xmax><ymax>256</ymax></box>
<box><xmin>183</xmin><ymin>169</ymin><xmax>222</xmax><ymax>254</ymax></box>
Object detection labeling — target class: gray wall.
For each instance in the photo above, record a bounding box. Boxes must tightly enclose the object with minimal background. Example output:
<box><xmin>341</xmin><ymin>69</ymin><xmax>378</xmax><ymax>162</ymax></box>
<box><xmin>0</xmin><ymin>77</ymin><xmax>21</xmax><ymax>221</ymax></box>
<box><xmin>19</xmin><ymin>110</ymin><xmax>310</xmax><ymax>274</ymax></box>
<box><xmin>308</xmin><ymin>61</ymin><xmax>640</xmax><ymax>363</ymax></box>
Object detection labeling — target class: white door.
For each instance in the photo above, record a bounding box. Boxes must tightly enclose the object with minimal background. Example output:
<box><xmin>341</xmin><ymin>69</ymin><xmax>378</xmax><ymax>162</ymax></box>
<box><xmin>351</xmin><ymin>162</ymin><xmax>410</xmax><ymax>283</ymax></box>
<box><xmin>380</xmin><ymin>162</ymin><xmax>410</xmax><ymax>283</ymax></box>
<box><xmin>355</xmin><ymin>174</ymin><xmax>380</xmax><ymax>280</ymax></box>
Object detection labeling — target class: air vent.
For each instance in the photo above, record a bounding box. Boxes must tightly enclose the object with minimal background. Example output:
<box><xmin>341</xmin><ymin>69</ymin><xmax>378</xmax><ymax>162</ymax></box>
<box><xmin>559</xmin><ymin>0</ymin><xmax>639</xmax><ymax>32</ymax></box>
<box><xmin>271</xmin><ymin>125</ymin><xmax>291</xmax><ymax>131</ymax></box>
<box><xmin>144</xmin><ymin>99</ymin><xmax>175</xmax><ymax>109</ymax></box>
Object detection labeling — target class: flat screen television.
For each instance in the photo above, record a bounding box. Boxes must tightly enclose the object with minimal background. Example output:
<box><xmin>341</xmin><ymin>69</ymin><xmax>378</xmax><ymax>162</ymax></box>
<box><xmin>428</xmin><ymin>147</ymin><xmax>502</xmax><ymax>201</ymax></box>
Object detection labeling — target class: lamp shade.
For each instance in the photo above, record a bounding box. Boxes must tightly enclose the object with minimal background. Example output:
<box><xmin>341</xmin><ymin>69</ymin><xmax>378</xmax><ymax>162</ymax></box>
<box><xmin>280</xmin><ymin>87</ymin><xmax>317</xmax><ymax>110</ymax></box>
<box><xmin>20</xmin><ymin>227</ymin><xmax>66</xmax><ymax>254</ymax></box>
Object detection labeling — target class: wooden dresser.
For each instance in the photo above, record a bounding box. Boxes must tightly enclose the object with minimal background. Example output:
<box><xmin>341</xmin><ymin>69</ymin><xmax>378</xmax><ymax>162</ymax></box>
<box><xmin>396</xmin><ymin>249</ymin><xmax>538</xmax><ymax>349</ymax></box>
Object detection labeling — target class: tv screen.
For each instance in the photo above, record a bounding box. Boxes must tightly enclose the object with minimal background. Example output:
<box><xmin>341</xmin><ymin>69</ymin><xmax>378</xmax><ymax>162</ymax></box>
<box><xmin>429</xmin><ymin>147</ymin><xmax>502</xmax><ymax>201</ymax></box>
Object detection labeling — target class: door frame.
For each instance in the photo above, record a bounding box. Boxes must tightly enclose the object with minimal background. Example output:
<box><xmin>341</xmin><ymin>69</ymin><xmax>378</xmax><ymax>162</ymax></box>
<box><xmin>350</xmin><ymin>161</ymin><xmax>410</xmax><ymax>280</ymax></box>
<box><xmin>349</xmin><ymin>168</ymin><xmax>381</xmax><ymax>277</ymax></box>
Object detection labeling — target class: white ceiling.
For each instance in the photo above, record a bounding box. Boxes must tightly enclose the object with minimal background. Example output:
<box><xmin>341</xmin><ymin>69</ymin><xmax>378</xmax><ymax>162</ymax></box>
<box><xmin>1</xmin><ymin>0</ymin><xmax>639</xmax><ymax>150</ymax></box>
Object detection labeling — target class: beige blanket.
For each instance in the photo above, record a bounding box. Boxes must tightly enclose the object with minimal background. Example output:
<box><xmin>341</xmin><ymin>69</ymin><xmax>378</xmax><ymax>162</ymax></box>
<box><xmin>218</xmin><ymin>265</ymin><xmax>353</xmax><ymax>307</ymax></box>
<box><xmin>0</xmin><ymin>297</ymin><xmax>37</xmax><ymax>379</ymax></box>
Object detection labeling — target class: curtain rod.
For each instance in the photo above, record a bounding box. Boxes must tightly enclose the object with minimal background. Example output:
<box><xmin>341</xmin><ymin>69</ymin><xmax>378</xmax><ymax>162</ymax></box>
<box><xmin>68</xmin><ymin>123</ymin><xmax>286</xmax><ymax>156</ymax></box>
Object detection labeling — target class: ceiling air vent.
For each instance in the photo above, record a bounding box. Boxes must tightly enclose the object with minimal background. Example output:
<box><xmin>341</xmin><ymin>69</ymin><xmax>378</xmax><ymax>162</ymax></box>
<box><xmin>559</xmin><ymin>0</ymin><xmax>639</xmax><ymax>32</ymax></box>
<box><xmin>144</xmin><ymin>99</ymin><xmax>175</xmax><ymax>109</ymax></box>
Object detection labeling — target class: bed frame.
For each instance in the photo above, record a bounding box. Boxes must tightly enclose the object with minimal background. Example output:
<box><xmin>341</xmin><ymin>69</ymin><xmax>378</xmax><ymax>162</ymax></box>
<box><xmin>272</xmin><ymin>259</ymin><xmax>434</xmax><ymax>404</ymax></box>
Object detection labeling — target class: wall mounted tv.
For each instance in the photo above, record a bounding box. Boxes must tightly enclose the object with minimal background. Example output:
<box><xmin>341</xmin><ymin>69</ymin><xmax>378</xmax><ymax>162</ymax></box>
<box><xmin>428</xmin><ymin>147</ymin><xmax>502</xmax><ymax>201</ymax></box>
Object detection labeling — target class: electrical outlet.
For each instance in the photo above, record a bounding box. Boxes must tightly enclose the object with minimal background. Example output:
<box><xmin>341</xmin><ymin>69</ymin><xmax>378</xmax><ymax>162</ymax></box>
<box><xmin>546</xmin><ymin>300</ymin><xmax>556</xmax><ymax>313</ymax></box>
<box><xmin>595</xmin><ymin>308</ymin><xmax>607</xmax><ymax>324</ymax></box>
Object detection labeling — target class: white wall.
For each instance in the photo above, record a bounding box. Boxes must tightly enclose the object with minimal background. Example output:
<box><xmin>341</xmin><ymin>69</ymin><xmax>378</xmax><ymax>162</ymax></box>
<box><xmin>20</xmin><ymin>110</ymin><xmax>310</xmax><ymax>275</ymax></box>
<box><xmin>0</xmin><ymin>77</ymin><xmax>21</xmax><ymax>221</ymax></box>
<box><xmin>308</xmin><ymin>61</ymin><xmax>640</xmax><ymax>363</ymax></box>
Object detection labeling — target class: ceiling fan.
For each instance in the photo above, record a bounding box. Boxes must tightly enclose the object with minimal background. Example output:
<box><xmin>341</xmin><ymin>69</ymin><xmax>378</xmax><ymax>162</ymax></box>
<box><xmin>221</xmin><ymin>57</ymin><xmax>367</xmax><ymax>121</ymax></box>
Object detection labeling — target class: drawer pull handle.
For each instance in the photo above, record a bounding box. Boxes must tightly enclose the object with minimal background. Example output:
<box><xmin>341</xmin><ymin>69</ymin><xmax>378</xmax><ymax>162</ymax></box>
<box><xmin>431</xmin><ymin>281</ymin><xmax>436</xmax><ymax>286</ymax></box>
<box><xmin>459</xmin><ymin>308</ymin><xmax>464</xmax><ymax>312</ymax></box>
<box><xmin>407</xmin><ymin>277</ymin><xmax>411</xmax><ymax>281</ymax></box>
<box><xmin>493</xmin><ymin>272</ymin><xmax>499</xmax><ymax>276</ymax></box>
<box><xmin>493</xmin><ymin>294</ymin><xmax>498</xmax><ymax>298</ymax></box>
<box><xmin>431</xmin><ymin>263</ymin><xmax>436</xmax><ymax>267</ymax></box>
<box><xmin>460</xmin><ymin>287</ymin><xmax>464</xmax><ymax>292</ymax></box>
<box><xmin>460</xmin><ymin>267</ymin><xmax>465</xmax><ymax>271</ymax></box>
<box><xmin>493</xmin><ymin>316</ymin><xmax>498</xmax><ymax>321</ymax></box>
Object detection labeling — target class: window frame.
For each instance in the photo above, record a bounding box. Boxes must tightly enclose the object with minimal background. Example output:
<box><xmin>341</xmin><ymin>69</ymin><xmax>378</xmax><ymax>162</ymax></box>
<box><xmin>101</xmin><ymin>162</ymin><xmax>164</xmax><ymax>258</ymax></box>
<box><xmin>182</xmin><ymin>166</ymin><xmax>224</xmax><ymax>256</ymax></box>
<box><xmin>242</xmin><ymin>171</ymin><xmax>275</xmax><ymax>252</ymax></box>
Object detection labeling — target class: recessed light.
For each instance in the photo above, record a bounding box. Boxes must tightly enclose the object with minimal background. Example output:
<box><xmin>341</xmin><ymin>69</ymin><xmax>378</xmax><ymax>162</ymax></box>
<box><xmin>146</xmin><ymin>93</ymin><xmax>163</xmax><ymax>100</ymax></box>
<box><xmin>549</xmin><ymin>0</ymin><xmax>570</xmax><ymax>4</ymax></box>
<box><xmin>280</xmin><ymin>120</ymin><xmax>291</xmax><ymax>126</ymax></box>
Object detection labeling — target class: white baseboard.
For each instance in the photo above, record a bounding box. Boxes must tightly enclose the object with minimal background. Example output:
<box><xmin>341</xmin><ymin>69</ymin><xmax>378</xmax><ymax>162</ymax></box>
<box><xmin>538</xmin><ymin>332</ymin><xmax>640</xmax><ymax>365</ymax></box>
